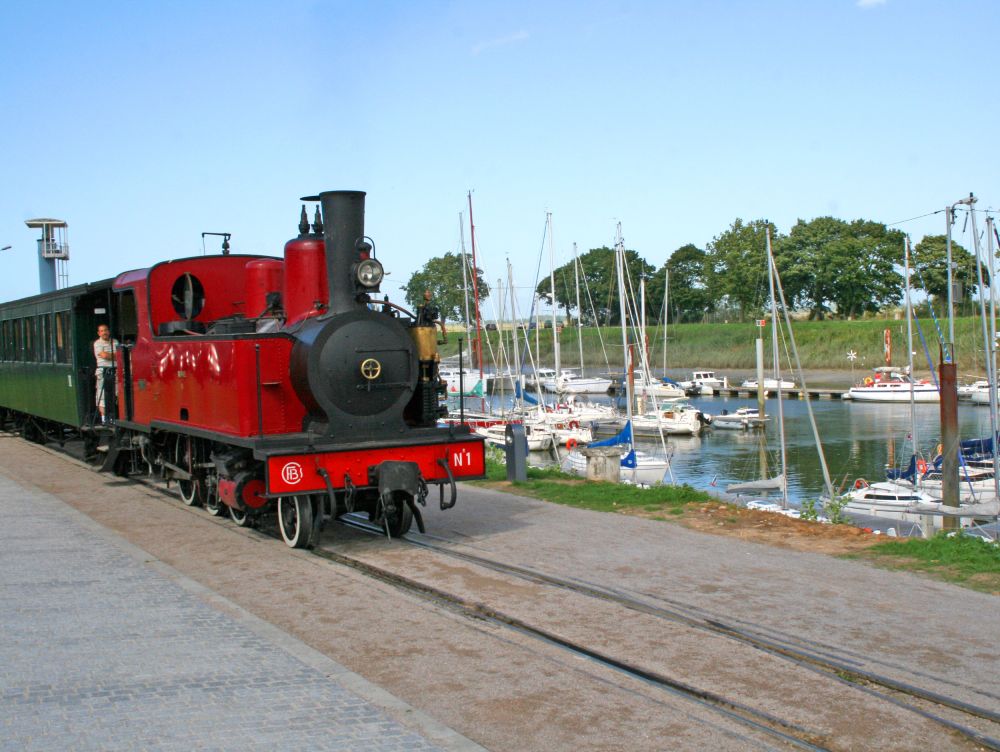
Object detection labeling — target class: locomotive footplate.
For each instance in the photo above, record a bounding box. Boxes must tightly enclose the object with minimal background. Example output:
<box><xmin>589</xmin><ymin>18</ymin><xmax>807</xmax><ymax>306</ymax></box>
<box><xmin>262</xmin><ymin>438</ymin><xmax>486</xmax><ymax>499</ymax></box>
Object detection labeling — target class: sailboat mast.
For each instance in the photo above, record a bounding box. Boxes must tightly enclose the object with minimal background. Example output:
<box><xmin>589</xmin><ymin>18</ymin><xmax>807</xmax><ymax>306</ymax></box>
<box><xmin>987</xmin><ymin>216</ymin><xmax>1000</xmax><ymax>501</ymax></box>
<box><xmin>547</xmin><ymin>212</ymin><xmax>560</xmax><ymax>378</ymax></box>
<box><xmin>662</xmin><ymin>267</ymin><xmax>669</xmax><ymax>375</ymax></box>
<box><xmin>905</xmin><ymin>236</ymin><xmax>919</xmax><ymax>480</ymax></box>
<box><xmin>458</xmin><ymin>212</ymin><xmax>472</xmax><ymax>341</ymax></box>
<box><xmin>508</xmin><ymin>260</ymin><xmax>522</xmax><ymax>395</ymax></box>
<box><xmin>574</xmin><ymin>242</ymin><xmax>584</xmax><ymax>373</ymax></box>
<box><xmin>970</xmin><ymin>210</ymin><xmax>1000</xmax><ymax>500</ymax></box>
<box><xmin>640</xmin><ymin>277</ymin><xmax>647</xmax><ymax>372</ymax></box>
<box><xmin>466</xmin><ymin>192</ymin><xmax>484</xmax><ymax>381</ymax></box>
<box><xmin>615</xmin><ymin>225</ymin><xmax>634</xmax><ymax>470</ymax></box>
<box><xmin>766</xmin><ymin>227</ymin><xmax>787</xmax><ymax>507</ymax></box>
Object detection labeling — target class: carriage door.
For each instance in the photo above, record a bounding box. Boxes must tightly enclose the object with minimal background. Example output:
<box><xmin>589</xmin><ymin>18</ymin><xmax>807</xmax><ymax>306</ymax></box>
<box><xmin>114</xmin><ymin>290</ymin><xmax>138</xmax><ymax>421</ymax></box>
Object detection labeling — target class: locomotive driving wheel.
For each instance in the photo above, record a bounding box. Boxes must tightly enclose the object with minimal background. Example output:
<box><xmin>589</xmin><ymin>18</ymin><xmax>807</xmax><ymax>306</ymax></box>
<box><xmin>203</xmin><ymin>487</ymin><xmax>227</xmax><ymax>517</ymax></box>
<box><xmin>278</xmin><ymin>495</ymin><xmax>314</xmax><ymax>549</ymax></box>
<box><xmin>229</xmin><ymin>505</ymin><xmax>251</xmax><ymax>527</ymax></box>
<box><xmin>175</xmin><ymin>436</ymin><xmax>204</xmax><ymax>508</ymax></box>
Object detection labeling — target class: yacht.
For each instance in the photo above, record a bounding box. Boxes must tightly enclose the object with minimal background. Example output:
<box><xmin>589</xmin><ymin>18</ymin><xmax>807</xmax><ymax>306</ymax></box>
<box><xmin>842</xmin><ymin>367</ymin><xmax>939</xmax><ymax>403</ymax></box>
<box><xmin>679</xmin><ymin>370</ymin><xmax>728</xmax><ymax>396</ymax></box>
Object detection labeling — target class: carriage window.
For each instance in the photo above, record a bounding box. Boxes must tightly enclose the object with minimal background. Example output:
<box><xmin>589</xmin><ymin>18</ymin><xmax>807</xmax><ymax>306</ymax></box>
<box><xmin>39</xmin><ymin>315</ymin><xmax>52</xmax><ymax>362</ymax></box>
<box><xmin>14</xmin><ymin>319</ymin><xmax>23</xmax><ymax>361</ymax></box>
<box><xmin>54</xmin><ymin>312</ymin><xmax>69</xmax><ymax>364</ymax></box>
<box><xmin>171</xmin><ymin>273</ymin><xmax>205</xmax><ymax>319</ymax></box>
<box><xmin>24</xmin><ymin>317</ymin><xmax>36</xmax><ymax>361</ymax></box>
<box><xmin>0</xmin><ymin>320</ymin><xmax>8</xmax><ymax>361</ymax></box>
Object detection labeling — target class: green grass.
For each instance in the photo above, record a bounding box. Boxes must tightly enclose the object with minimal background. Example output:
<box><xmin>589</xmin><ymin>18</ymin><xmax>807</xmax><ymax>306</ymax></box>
<box><xmin>478</xmin><ymin>454</ymin><xmax>713</xmax><ymax>514</ymax></box>
<box><xmin>851</xmin><ymin>532</ymin><xmax>1000</xmax><ymax>593</ymax></box>
<box><xmin>445</xmin><ymin>315</ymin><xmax>993</xmax><ymax>376</ymax></box>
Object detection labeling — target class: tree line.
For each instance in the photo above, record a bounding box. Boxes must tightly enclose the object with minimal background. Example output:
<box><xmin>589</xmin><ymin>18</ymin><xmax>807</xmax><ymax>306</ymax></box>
<box><xmin>403</xmin><ymin>216</ymin><xmax>984</xmax><ymax>325</ymax></box>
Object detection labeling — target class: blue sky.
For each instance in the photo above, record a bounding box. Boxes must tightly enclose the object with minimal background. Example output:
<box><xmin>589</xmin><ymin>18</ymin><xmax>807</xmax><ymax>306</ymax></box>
<box><xmin>1</xmin><ymin>0</ymin><xmax>997</xmax><ymax>317</ymax></box>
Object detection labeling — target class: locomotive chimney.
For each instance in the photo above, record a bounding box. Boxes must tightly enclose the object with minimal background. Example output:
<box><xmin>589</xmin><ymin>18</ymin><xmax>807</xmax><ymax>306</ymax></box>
<box><xmin>316</xmin><ymin>189</ymin><xmax>366</xmax><ymax>314</ymax></box>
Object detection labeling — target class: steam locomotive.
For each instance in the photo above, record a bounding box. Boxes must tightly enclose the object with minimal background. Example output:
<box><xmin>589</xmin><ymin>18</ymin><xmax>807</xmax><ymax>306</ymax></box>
<box><xmin>0</xmin><ymin>190</ymin><xmax>486</xmax><ymax>547</ymax></box>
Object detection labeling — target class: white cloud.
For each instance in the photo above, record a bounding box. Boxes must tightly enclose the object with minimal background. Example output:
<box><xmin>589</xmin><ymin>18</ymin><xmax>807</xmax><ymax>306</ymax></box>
<box><xmin>472</xmin><ymin>30</ymin><xmax>530</xmax><ymax>56</ymax></box>
<box><xmin>857</xmin><ymin>0</ymin><xmax>887</xmax><ymax>8</ymax></box>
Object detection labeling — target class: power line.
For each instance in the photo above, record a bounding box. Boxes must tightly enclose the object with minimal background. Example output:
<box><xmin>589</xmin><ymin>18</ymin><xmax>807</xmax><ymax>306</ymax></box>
<box><xmin>886</xmin><ymin>209</ymin><xmax>945</xmax><ymax>227</ymax></box>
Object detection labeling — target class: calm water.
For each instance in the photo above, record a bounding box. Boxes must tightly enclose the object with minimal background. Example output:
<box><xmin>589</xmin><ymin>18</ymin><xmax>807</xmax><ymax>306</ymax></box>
<box><xmin>662</xmin><ymin>396</ymin><xmax>995</xmax><ymax>503</ymax></box>
<box><xmin>479</xmin><ymin>389</ymin><xmax>997</xmax><ymax>504</ymax></box>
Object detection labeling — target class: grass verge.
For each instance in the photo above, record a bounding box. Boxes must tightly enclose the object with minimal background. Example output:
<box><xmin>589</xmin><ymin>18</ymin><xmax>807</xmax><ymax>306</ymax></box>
<box><xmin>475</xmin><ymin>454</ymin><xmax>713</xmax><ymax>515</ymax></box>
<box><xmin>846</xmin><ymin>533</ymin><xmax>1000</xmax><ymax>594</ymax></box>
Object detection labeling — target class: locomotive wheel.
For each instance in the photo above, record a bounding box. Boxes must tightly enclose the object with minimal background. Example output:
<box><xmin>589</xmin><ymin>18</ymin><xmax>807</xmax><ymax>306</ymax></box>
<box><xmin>178</xmin><ymin>478</ymin><xmax>204</xmax><ymax>507</ymax></box>
<box><xmin>278</xmin><ymin>495</ymin><xmax>314</xmax><ymax>549</ymax></box>
<box><xmin>176</xmin><ymin>438</ymin><xmax>203</xmax><ymax>507</ymax></box>
<box><xmin>203</xmin><ymin>489</ymin><xmax>227</xmax><ymax>517</ymax></box>
<box><xmin>377</xmin><ymin>491</ymin><xmax>414</xmax><ymax>538</ymax></box>
<box><xmin>229</xmin><ymin>505</ymin><xmax>251</xmax><ymax>527</ymax></box>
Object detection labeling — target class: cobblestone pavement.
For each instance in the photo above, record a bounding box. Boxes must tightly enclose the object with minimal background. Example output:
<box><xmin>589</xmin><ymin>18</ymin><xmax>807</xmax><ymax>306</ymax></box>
<box><xmin>0</xmin><ymin>474</ymin><xmax>475</xmax><ymax>752</ymax></box>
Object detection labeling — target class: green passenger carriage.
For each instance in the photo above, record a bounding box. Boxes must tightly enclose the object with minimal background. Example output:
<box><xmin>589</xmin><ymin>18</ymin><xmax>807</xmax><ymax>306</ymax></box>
<box><xmin>0</xmin><ymin>279</ymin><xmax>118</xmax><ymax>437</ymax></box>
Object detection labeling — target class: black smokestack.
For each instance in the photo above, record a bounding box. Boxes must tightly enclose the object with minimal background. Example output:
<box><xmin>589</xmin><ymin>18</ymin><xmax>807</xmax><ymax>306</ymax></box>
<box><xmin>317</xmin><ymin>190</ymin><xmax>366</xmax><ymax>314</ymax></box>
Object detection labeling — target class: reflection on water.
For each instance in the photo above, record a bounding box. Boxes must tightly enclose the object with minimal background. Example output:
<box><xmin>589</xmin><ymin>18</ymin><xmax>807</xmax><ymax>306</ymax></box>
<box><xmin>479</xmin><ymin>392</ymin><xmax>996</xmax><ymax>504</ymax></box>
<box><xmin>672</xmin><ymin>397</ymin><xmax>994</xmax><ymax>503</ymax></box>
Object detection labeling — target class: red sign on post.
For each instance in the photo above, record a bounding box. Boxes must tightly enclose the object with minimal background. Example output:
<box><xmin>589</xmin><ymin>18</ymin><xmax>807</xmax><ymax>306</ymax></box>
<box><xmin>756</xmin><ymin>319</ymin><xmax>767</xmax><ymax>327</ymax></box>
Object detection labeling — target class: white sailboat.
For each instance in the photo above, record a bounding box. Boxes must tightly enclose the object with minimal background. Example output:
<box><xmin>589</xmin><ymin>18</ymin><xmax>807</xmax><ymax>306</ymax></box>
<box><xmin>561</xmin><ymin>223</ymin><xmax>670</xmax><ymax>484</ymax></box>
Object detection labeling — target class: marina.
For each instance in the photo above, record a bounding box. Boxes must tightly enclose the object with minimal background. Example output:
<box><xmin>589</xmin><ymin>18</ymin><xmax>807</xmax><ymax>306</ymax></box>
<box><xmin>463</xmin><ymin>381</ymin><xmax>999</xmax><ymax>508</ymax></box>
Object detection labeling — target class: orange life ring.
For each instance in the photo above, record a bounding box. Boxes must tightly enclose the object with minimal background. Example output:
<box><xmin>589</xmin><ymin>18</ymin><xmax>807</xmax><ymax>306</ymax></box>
<box><xmin>854</xmin><ymin>478</ymin><xmax>869</xmax><ymax>489</ymax></box>
<box><xmin>864</xmin><ymin>377</ymin><xmax>873</xmax><ymax>386</ymax></box>
<box><xmin>916</xmin><ymin>459</ymin><xmax>928</xmax><ymax>475</ymax></box>
<box><xmin>565</xmin><ymin>438</ymin><xmax>578</xmax><ymax>450</ymax></box>
<box><xmin>568</xmin><ymin>420</ymin><xmax>580</xmax><ymax>430</ymax></box>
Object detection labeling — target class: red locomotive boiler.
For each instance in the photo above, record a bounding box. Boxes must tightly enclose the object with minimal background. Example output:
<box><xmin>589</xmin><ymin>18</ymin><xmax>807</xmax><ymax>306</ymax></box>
<box><xmin>101</xmin><ymin>189</ymin><xmax>485</xmax><ymax>547</ymax></box>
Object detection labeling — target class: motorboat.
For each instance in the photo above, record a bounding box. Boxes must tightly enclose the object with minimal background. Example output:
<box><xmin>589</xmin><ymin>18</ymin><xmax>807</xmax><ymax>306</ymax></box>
<box><xmin>474</xmin><ymin>422</ymin><xmax>553</xmax><ymax>451</ymax></box>
<box><xmin>966</xmin><ymin>381</ymin><xmax>1000</xmax><ymax>405</ymax></box>
<box><xmin>678</xmin><ymin>370</ymin><xmax>729</xmax><ymax>396</ymax></box>
<box><xmin>440</xmin><ymin>367</ymin><xmax>491</xmax><ymax>397</ymax></box>
<box><xmin>632</xmin><ymin>370</ymin><xmax>687</xmax><ymax>400</ymax></box>
<box><xmin>709</xmin><ymin>406</ymin><xmax>768</xmax><ymax>430</ymax></box>
<box><xmin>958</xmin><ymin>379</ymin><xmax>990</xmax><ymax>401</ymax></box>
<box><xmin>842</xmin><ymin>367</ymin><xmax>939</xmax><ymax>403</ymax></box>
<box><xmin>541</xmin><ymin>368</ymin><xmax>613</xmax><ymax>394</ymax></box>
<box><xmin>630</xmin><ymin>403</ymin><xmax>704</xmax><ymax>436</ymax></box>
<box><xmin>841</xmin><ymin>479</ymin><xmax>941</xmax><ymax>521</ymax></box>
<box><xmin>530</xmin><ymin>367</ymin><xmax>558</xmax><ymax>390</ymax></box>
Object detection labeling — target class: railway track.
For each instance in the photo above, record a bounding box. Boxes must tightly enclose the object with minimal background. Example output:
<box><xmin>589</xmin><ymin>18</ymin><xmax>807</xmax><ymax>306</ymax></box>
<box><xmin>24</xmin><ymin>437</ymin><xmax>1000</xmax><ymax>750</ymax></box>
<box><xmin>336</xmin><ymin>514</ymin><xmax>1000</xmax><ymax>752</ymax></box>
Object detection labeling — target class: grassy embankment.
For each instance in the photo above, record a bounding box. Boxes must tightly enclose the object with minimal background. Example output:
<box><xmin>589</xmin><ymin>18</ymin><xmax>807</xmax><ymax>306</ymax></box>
<box><xmin>477</xmin><ymin>453</ymin><xmax>1000</xmax><ymax>593</ymax></box>
<box><xmin>850</xmin><ymin>534</ymin><xmax>1000</xmax><ymax>594</ymax></box>
<box><xmin>444</xmin><ymin>316</ymin><xmax>992</xmax><ymax>375</ymax></box>
<box><xmin>478</xmin><ymin>451</ymin><xmax>712</xmax><ymax>517</ymax></box>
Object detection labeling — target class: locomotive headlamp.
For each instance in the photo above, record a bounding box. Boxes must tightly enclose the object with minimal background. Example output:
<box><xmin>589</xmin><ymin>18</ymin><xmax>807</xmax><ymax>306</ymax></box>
<box><xmin>356</xmin><ymin>258</ymin><xmax>384</xmax><ymax>288</ymax></box>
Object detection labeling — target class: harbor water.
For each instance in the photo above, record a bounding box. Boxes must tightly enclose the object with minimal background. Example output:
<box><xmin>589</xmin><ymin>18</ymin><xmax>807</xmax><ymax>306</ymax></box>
<box><xmin>475</xmin><ymin>389</ymin><xmax>998</xmax><ymax>506</ymax></box>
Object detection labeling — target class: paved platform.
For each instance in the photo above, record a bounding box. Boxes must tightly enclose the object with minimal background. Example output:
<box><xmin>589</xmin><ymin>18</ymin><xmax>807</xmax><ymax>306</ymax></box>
<box><xmin>0</xmin><ymin>473</ymin><xmax>482</xmax><ymax>752</ymax></box>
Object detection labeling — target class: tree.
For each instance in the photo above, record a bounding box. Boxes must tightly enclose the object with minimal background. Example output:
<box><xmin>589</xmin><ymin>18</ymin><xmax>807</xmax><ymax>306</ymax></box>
<box><xmin>911</xmin><ymin>235</ymin><xmax>984</xmax><ymax>308</ymax></box>
<box><xmin>535</xmin><ymin>247</ymin><xmax>655</xmax><ymax>326</ymax></box>
<box><xmin>403</xmin><ymin>252</ymin><xmax>489</xmax><ymax>323</ymax></box>
<box><xmin>776</xmin><ymin>218</ymin><xmax>905</xmax><ymax>319</ymax></box>
<box><xmin>646</xmin><ymin>244</ymin><xmax>715</xmax><ymax>323</ymax></box>
<box><xmin>706</xmin><ymin>219</ymin><xmax>778</xmax><ymax>320</ymax></box>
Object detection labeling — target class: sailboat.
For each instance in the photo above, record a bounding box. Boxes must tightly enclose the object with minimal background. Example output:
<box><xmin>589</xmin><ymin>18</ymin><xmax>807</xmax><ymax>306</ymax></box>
<box><xmin>727</xmin><ymin>227</ymin><xmax>788</xmax><ymax>504</ymax></box>
<box><xmin>539</xmin><ymin>216</ymin><xmax>612</xmax><ymax>395</ymax></box>
<box><xmin>561</xmin><ymin>223</ymin><xmax>671</xmax><ymax>484</ymax></box>
<box><xmin>728</xmin><ymin>227</ymin><xmax>836</xmax><ymax>515</ymax></box>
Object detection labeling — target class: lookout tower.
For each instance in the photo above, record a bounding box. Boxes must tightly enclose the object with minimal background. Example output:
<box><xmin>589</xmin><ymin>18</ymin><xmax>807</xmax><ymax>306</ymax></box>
<box><xmin>24</xmin><ymin>218</ymin><xmax>69</xmax><ymax>294</ymax></box>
